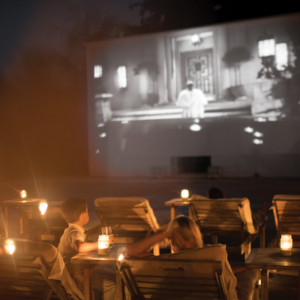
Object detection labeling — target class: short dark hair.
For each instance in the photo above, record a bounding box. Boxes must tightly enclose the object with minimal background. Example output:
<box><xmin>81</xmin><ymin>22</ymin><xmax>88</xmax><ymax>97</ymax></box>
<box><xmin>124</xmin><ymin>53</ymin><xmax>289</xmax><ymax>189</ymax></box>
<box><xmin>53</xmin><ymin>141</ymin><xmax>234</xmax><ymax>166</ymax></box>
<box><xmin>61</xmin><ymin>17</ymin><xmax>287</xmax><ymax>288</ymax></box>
<box><xmin>61</xmin><ymin>197</ymin><xmax>87</xmax><ymax>223</ymax></box>
<box><xmin>208</xmin><ymin>187</ymin><xmax>225</xmax><ymax>199</ymax></box>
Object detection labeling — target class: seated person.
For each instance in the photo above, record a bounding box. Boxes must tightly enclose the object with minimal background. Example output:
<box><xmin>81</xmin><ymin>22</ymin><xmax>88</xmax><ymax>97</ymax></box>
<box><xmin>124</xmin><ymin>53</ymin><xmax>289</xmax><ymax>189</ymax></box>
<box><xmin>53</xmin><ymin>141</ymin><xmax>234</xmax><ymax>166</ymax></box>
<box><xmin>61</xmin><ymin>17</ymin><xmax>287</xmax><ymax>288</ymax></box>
<box><xmin>126</xmin><ymin>215</ymin><xmax>260</xmax><ymax>300</ymax></box>
<box><xmin>207</xmin><ymin>187</ymin><xmax>269</xmax><ymax>232</ymax></box>
<box><xmin>58</xmin><ymin>197</ymin><xmax>116</xmax><ymax>300</ymax></box>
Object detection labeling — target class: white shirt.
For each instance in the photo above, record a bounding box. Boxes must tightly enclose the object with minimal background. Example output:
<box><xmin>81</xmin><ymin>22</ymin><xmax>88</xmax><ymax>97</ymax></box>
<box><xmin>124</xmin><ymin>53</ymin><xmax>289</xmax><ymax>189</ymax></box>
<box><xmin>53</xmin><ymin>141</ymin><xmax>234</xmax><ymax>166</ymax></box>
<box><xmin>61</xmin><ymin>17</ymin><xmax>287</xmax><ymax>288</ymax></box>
<box><xmin>58</xmin><ymin>224</ymin><xmax>85</xmax><ymax>289</ymax></box>
<box><xmin>176</xmin><ymin>88</ymin><xmax>208</xmax><ymax>118</ymax></box>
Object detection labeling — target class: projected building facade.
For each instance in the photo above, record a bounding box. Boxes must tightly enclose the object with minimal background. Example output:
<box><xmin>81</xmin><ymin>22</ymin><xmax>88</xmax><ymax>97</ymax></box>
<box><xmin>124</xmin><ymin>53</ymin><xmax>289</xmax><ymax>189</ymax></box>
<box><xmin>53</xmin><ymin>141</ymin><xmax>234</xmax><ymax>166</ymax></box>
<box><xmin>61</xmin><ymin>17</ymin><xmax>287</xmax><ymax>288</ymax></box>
<box><xmin>87</xmin><ymin>13</ymin><xmax>300</xmax><ymax>178</ymax></box>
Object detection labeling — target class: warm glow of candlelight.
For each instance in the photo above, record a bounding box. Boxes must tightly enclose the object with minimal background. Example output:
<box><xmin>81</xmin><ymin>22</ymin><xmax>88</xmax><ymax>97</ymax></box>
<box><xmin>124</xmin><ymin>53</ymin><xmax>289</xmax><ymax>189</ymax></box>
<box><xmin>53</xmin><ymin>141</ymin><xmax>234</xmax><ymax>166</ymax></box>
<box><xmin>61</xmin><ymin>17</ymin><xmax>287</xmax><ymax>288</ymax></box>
<box><xmin>281</xmin><ymin>242</ymin><xmax>291</xmax><ymax>250</ymax></box>
<box><xmin>181</xmin><ymin>189</ymin><xmax>189</xmax><ymax>199</ymax></box>
<box><xmin>280</xmin><ymin>234</ymin><xmax>293</xmax><ymax>256</ymax></box>
<box><xmin>280</xmin><ymin>235</ymin><xmax>293</xmax><ymax>250</ymax></box>
<box><xmin>98</xmin><ymin>235</ymin><xmax>109</xmax><ymax>249</ymax></box>
<box><xmin>39</xmin><ymin>201</ymin><xmax>48</xmax><ymax>215</ymax></box>
<box><xmin>5</xmin><ymin>240</ymin><xmax>16</xmax><ymax>255</ymax></box>
<box><xmin>118</xmin><ymin>254</ymin><xmax>124</xmax><ymax>261</ymax></box>
<box><xmin>20</xmin><ymin>190</ymin><xmax>27</xmax><ymax>199</ymax></box>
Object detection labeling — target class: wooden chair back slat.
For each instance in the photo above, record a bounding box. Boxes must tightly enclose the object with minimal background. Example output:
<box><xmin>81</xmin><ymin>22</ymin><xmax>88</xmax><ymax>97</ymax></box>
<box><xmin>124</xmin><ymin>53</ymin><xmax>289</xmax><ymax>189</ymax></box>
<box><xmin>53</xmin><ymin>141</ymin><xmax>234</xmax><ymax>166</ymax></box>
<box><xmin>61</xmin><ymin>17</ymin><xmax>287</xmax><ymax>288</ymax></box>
<box><xmin>190</xmin><ymin>196</ymin><xmax>265</xmax><ymax>259</ymax></box>
<box><xmin>0</xmin><ymin>254</ymin><xmax>51</xmax><ymax>299</ymax></box>
<box><xmin>95</xmin><ymin>197</ymin><xmax>160</xmax><ymax>242</ymax></box>
<box><xmin>118</xmin><ymin>258</ymin><xmax>228</xmax><ymax>300</ymax></box>
<box><xmin>272</xmin><ymin>195</ymin><xmax>300</xmax><ymax>246</ymax></box>
<box><xmin>0</xmin><ymin>239</ymin><xmax>81</xmax><ymax>300</ymax></box>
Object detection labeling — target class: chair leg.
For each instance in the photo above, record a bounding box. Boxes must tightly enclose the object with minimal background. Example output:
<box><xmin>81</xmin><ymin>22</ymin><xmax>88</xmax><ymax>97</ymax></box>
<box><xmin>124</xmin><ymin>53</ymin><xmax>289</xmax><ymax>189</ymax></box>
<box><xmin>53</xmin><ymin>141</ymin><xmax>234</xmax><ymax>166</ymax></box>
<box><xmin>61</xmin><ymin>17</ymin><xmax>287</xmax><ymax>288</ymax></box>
<box><xmin>260</xmin><ymin>226</ymin><xmax>265</xmax><ymax>248</ymax></box>
<box><xmin>212</xmin><ymin>235</ymin><xmax>218</xmax><ymax>244</ymax></box>
<box><xmin>153</xmin><ymin>244</ymin><xmax>160</xmax><ymax>256</ymax></box>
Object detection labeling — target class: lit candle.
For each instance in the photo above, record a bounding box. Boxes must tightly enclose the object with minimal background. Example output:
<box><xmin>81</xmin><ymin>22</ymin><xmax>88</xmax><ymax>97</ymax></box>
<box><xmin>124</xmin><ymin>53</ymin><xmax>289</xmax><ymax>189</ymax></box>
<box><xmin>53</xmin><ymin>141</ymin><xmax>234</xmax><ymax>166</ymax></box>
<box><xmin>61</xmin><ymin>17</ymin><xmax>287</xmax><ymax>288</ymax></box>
<box><xmin>280</xmin><ymin>234</ymin><xmax>293</xmax><ymax>257</ymax></box>
<box><xmin>181</xmin><ymin>189</ymin><xmax>189</xmax><ymax>201</ymax></box>
<box><xmin>4</xmin><ymin>239</ymin><xmax>16</xmax><ymax>255</ymax></box>
<box><xmin>98</xmin><ymin>235</ymin><xmax>109</xmax><ymax>256</ymax></box>
<box><xmin>118</xmin><ymin>254</ymin><xmax>124</xmax><ymax>261</ymax></box>
<box><xmin>20</xmin><ymin>190</ymin><xmax>27</xmax><ymax>199</ymax></box>
<box><xmin>39</xmin><ymin>200</ymin><xmax>48</xmax><ymax>215</ymax></box>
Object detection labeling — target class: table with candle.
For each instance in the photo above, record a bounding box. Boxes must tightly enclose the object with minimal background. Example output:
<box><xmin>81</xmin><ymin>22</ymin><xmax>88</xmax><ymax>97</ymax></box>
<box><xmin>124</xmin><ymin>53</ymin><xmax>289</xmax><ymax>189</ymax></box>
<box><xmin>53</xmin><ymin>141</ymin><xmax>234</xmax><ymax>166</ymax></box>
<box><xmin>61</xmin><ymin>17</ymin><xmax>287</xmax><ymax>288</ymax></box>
<box><xmin>164</xmin><ymin>190</ymin><xmax>192</xmax><ymax>221</ymax></box>
<box><xmin>245</xmin><ymin>247</ymin><xmax>300</xmax><ymax>300</ymax></box>
<box><xmin>71</xmin><ymin>243</ymin><xmax>128</xmax><ymax>300</ymax></box>
<box><xmin>1</xmin><ymin>198</ymin><xmax>49</xmax><ymax>238</ymax></box>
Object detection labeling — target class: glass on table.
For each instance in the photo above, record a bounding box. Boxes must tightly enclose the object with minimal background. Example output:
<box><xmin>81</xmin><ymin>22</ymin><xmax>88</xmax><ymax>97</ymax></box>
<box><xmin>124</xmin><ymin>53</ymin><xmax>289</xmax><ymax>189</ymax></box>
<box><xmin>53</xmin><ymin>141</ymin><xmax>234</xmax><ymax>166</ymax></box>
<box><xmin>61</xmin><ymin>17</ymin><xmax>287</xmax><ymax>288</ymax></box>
<box><xmin>101</xmin><ymin>226</ymin><xmax>114</xmax><ymax>248</ymax></box>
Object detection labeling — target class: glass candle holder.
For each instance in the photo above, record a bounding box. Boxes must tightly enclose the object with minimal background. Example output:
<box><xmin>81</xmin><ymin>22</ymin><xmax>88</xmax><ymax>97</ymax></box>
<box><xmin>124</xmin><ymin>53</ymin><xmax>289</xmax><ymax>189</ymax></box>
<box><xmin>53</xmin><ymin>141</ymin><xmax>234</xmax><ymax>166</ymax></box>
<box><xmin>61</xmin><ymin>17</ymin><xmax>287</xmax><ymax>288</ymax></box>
<box><xmin>280</xmin><ymin>234</ymin><xmax>293</xmax><ymax>257</ymax></box>
<box><xmin>98</xmin><ymin>235</ymin><xmax>110</xmax><ymax>256</ymax></box>
<box><xmin>181</xmin><ymin>189</ymin><xmax>189</xmax><ymax>202</ymax></box>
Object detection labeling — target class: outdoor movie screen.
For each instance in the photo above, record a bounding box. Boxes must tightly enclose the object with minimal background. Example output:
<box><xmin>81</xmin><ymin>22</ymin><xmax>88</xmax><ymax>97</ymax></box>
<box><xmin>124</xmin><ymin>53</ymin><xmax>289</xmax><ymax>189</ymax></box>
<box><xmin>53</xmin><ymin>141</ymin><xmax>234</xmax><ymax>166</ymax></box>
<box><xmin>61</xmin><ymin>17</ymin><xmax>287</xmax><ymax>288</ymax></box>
<box><xmin>86</xmin><ymin>13</ymin><xmax>300</xmax><ymax>177</ymax></box>
<box><xmin>88</xmin><ymin>13</ymin><xmax>300</xmax><ymax>129</ymax></box>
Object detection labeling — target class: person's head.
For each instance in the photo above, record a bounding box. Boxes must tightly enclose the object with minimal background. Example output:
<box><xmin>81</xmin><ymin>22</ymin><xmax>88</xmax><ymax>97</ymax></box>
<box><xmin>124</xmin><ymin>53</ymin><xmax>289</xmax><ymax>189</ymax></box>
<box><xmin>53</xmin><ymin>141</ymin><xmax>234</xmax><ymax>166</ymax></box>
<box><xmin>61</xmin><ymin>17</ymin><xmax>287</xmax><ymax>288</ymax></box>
<box><xmin>168</xmin><ymin>215</ymin><xmax>203</xmax><ymax>253</ymax></box>
<box><xmin>186</xmin><ymin>79</ymin><xmax>194</xmax><ymax>91</ymax></box>
<box><xmin>61</xmin><ymin>197</ymin><xmax>89</xmax><ymax>225</ymax></box>
<box><xmin>207</xmin><ymin>187</ymin><xmax>225</xmax><ymax>199</ymax></box>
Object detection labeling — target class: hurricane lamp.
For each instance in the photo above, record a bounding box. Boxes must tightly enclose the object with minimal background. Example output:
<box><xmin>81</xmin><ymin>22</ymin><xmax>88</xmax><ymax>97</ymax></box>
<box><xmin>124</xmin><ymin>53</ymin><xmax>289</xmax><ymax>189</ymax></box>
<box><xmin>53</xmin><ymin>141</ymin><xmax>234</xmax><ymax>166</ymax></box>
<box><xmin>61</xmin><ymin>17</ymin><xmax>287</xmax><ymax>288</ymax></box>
<box><xmin>181</xmin><ymin>189</ymin><xmax>189</xmax><ymax>202</ymax></box>
<box><xmin>98</xmin><ymin>235</ymin><xmax>110</xmax><ymax>256</ymax></box>
<box><xmin>280</xmin><ymin>234</ymin><xmax>293</xmax><ymax>257</ymax></box>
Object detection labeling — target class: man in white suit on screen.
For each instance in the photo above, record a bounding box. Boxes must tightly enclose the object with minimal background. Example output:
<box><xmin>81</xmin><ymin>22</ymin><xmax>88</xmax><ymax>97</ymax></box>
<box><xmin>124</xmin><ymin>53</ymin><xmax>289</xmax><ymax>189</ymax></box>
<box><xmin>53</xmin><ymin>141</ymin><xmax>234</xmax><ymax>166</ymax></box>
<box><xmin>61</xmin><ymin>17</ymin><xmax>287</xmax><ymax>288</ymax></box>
<box><xmin>176</xmin><ymin>80</ymin><xmax>208</xmax><ymax>119</ymax></box>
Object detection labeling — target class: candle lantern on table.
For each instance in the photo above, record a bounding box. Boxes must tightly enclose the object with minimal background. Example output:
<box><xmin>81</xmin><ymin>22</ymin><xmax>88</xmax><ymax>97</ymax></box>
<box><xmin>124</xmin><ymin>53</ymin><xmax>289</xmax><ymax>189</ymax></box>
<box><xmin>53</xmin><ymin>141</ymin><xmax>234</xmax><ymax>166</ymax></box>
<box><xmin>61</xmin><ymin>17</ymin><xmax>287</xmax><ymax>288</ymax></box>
<box><xmin>20</xmin><ymin>190</ymin><xmax>27</xmax><ymax>199</ymax></box>
<box><xmin>4</xmin><ymin>239</ymin><xmax>16</xmax><ymax>255</ymax></box>
<box><xmin>181</xmin><ymin>189</ymin><xmax>189</xmax><ymax>202</ymax></box>
<box><xmin>98</xmin><ymin>235</ymin><xmax>110</xmax><ymax>256</ymax></box>
<box><xmin>39</xmin><ymin>200</ymin><xmax>48</xmax><ymax>216</ymax></box>
<box><xmin>280</xmin><ymin>234</ymin><xmax>293</xmax><ymax>257</ymax></box>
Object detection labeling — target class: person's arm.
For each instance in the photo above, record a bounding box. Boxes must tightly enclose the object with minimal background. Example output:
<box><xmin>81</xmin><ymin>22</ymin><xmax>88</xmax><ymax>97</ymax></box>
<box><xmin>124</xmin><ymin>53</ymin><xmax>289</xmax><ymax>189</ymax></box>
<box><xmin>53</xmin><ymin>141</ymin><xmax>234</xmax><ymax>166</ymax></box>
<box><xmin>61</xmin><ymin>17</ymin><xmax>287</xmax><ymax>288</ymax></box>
<box><xmin>74</xmin><ymin>240</ymin><xmax>98</xmax><ymax>253</ymax></box>
<box><xmin>126</xmin><ymin>231</ymin><xmax>170</xmax><ymax>257</ymax></box>
<box><xmin>74</xmin><ymin>234</ymin><xmax>114</xmax><ymax>253</ymax></box>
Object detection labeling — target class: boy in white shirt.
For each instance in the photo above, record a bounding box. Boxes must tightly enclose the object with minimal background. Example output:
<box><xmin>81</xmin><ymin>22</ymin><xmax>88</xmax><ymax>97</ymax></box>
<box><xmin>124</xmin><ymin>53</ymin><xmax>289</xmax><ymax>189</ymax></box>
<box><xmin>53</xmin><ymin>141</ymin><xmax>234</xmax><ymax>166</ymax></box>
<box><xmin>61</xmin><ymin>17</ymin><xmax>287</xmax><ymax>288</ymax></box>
<box><xmin>58</xmin><ymin>197</ymin><xmax>115</xmax><ymax>300</ymax></box>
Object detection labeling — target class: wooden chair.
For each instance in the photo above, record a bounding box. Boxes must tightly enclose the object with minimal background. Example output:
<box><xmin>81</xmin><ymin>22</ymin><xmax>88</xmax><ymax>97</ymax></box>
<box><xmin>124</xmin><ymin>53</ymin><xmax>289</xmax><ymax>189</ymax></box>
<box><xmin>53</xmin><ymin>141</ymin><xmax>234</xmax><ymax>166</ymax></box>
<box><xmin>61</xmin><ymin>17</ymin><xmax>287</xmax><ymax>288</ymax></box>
<box><xmin>95</xmin><ymin>197</ymin><xmax>161</xmax><ymax>255</ymax></box>
<box><xmin>269</xmin><ymin>194</ymin><xmax>300</xmax><ymax>248</ymax></box>
<box><xmin>0</xmin><ymin>239</ymin><xmax>83</xmax><ymax>300</ymax></box>
<box><xmin>117</xmin><ymin>257</ymin><xmax>229</xmax><ymax>300</ymax></box>
<box><xmin>190</xmin><ymin>196</ymin><xmax>266</xmax><ymax>259</ymax></box>
<box><xmin>2</xmin><ymin>199</ymin><xmax>68</xmax><ymax>246</ymax></box>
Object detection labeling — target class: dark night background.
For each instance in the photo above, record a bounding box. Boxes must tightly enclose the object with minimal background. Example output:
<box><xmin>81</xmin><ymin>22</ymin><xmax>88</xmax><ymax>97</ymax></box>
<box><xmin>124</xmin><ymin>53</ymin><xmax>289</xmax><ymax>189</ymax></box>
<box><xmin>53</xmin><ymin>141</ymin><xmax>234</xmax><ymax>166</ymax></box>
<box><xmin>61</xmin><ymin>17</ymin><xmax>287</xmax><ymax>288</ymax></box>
<box><xmin>0</xmin><ymin>0</ymin><xmax>300</xmax><ymax>180</ymax></box>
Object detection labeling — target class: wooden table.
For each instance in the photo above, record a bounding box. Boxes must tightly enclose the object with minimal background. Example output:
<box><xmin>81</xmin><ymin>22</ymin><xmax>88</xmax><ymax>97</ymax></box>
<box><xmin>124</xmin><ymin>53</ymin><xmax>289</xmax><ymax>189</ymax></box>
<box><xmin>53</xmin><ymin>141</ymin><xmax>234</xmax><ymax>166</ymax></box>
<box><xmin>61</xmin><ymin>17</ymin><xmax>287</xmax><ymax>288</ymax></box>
<box><xmin>71</xmin><ymin>245</ymin><xmax>127</xmax><ymax>300</ymax></box>
<box><xmin>164</xmin><ymin>198</ymin><xmax>191</xmax><ymax>221</ymax></box>
<box><xmin>245</xmin><ymin>248</ymin><xmax>300</xmax><ymax>300</ymax></box>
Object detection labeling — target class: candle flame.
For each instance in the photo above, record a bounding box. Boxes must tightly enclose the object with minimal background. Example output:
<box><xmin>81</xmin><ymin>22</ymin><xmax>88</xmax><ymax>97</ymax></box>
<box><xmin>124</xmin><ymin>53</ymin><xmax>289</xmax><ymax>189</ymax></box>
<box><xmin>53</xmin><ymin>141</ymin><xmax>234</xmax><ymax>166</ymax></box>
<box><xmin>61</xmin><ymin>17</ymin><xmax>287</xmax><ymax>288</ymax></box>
<box><xmin>281</xmin><ymin>242</ymin><xmax>291</xmax><ymax>250</ymax></box>
<box><xmin>118</xmin><ymin>254</ymin><xmax>124</xmax><ymax>261</ymax></box>
<box><xmin>5</xmin><ymin>240</ymin><xmax>16</xmax><ymax>255</ymax></box>
<box><xmin>20</xmin><ymin>190</ymin><xmax>27</xmax><ymax>199</ymax></box>
<box><xmin>39</xmin><ymin>202</ymin><xmax>48</xmax><ymax>215</ymax></box>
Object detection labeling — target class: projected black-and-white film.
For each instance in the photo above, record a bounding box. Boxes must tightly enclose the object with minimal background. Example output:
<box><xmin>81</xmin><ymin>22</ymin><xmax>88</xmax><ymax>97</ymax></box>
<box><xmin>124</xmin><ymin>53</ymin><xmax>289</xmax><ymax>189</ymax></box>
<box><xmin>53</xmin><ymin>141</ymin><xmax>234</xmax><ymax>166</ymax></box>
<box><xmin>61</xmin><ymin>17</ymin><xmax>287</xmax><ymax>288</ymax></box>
<box><xmin>89</xmin><ymin>15</ymin><xmax>300</xmax><ymax>124</ymax></box>
<box><xmin>87</xmin><ymin>13</ymin><xmax>300</xmax><ymax>178</ymax></box>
